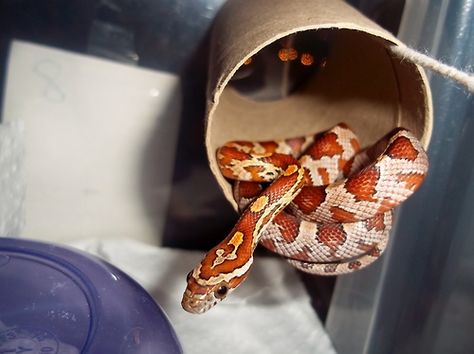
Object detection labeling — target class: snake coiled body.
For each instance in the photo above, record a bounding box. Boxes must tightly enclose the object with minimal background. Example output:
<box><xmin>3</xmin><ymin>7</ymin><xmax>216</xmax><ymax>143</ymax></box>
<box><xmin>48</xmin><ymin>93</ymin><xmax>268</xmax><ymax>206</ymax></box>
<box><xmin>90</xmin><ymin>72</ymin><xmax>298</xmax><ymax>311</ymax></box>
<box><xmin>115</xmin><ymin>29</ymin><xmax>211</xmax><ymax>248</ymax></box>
<box><xmin>182</xmin><ymin>123</ymin><xmax>428</xmax><ymax>314</ymax></box>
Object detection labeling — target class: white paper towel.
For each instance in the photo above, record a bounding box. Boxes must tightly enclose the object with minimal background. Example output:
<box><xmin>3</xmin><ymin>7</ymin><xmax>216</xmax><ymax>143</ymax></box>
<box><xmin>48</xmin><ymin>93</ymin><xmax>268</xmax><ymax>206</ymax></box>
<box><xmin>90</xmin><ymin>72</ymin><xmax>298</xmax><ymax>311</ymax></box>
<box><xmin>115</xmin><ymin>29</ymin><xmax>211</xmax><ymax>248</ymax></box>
<box><xmin>0</xmin><ymin>121</ymin><xmax>25</xmax><ymax>236</ymax></box>
<box><xmin>71</xmin><ymin>239</ymin><xmax>337</xmax><ymax>354</ymax></box>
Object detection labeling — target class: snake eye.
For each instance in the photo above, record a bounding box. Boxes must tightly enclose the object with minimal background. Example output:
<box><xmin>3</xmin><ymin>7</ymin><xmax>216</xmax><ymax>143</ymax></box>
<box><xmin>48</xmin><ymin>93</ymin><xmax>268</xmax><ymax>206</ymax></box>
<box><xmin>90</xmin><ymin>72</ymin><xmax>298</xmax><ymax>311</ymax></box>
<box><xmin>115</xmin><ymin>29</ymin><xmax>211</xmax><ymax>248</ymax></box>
<box><xmin>186</xmin><ymin>271</ymin><xmax>192</xmax><ymax>282</ymax></box>
<box><xmin>215</xmin><ymin>285</ymin><xmax>229</xmax><ymax>299</ymax></box>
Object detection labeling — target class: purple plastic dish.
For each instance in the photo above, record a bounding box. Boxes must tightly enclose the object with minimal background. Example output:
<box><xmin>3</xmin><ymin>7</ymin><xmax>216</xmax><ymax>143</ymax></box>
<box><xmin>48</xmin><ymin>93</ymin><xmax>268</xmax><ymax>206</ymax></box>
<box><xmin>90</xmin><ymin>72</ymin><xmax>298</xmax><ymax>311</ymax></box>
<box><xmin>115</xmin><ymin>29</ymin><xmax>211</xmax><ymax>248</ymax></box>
<box><xmin>0</xmin><ymin>237</ymin><xmax>182</xmax><ymax>353</ymax></box>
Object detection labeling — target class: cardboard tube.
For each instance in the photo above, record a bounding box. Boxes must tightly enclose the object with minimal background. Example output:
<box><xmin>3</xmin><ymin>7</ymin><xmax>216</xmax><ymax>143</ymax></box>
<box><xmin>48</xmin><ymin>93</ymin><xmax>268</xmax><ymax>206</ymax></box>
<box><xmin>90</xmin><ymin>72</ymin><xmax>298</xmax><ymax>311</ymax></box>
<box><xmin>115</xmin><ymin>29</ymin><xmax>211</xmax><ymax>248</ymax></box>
<box><xmin>205</xmin><ymin>0</ymin><xmax>432</xmax><ymax>209</ymax></box>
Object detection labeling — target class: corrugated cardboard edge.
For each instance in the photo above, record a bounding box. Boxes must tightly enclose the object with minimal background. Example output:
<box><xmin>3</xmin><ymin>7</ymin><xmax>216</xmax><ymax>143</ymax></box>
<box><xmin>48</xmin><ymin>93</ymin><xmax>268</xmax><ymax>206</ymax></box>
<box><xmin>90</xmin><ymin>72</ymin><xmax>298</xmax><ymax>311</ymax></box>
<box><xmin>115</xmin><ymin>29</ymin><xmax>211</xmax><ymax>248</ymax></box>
<box><xmin>205</xmin><ymin>0</ymin><xmax>433</xmax><ymax>209</ymax></box>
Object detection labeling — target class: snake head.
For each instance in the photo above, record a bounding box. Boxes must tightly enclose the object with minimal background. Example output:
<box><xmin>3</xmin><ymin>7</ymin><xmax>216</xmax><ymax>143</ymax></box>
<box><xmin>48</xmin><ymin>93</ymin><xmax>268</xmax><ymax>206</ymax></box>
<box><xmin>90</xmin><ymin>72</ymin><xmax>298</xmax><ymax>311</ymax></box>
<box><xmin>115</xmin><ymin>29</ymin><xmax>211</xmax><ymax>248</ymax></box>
<box><xmin>181</xmin><ymin>268</ymin><xmax>235</xmax><ymax>314</ymax></box>
<box><xmin>181</xmin><ymin>230</ymin><xmax>254</xmax><ymax>314</ymax></box>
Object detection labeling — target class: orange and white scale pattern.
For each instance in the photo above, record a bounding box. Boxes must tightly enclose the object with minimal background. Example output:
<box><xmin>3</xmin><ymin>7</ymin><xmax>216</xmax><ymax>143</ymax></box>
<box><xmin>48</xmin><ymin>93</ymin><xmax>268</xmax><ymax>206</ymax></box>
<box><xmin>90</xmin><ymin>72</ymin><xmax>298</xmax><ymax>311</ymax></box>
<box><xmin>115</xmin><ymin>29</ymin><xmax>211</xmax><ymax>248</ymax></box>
<box><xmin>182</xmin><ymin>123</ymin><xmax>429</xmax><ymax>314</ymax></box>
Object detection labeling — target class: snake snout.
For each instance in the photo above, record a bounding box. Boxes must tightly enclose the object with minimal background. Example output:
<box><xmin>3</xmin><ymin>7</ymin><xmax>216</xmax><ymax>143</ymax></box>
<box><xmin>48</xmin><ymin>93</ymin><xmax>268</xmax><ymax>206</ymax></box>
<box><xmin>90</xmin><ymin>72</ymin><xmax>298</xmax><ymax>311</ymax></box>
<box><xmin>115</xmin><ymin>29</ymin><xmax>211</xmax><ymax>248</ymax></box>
<box><xmin>181</xmin><ymin>290</ymin><xmax>217</xmax><ymax>314</ymax></box>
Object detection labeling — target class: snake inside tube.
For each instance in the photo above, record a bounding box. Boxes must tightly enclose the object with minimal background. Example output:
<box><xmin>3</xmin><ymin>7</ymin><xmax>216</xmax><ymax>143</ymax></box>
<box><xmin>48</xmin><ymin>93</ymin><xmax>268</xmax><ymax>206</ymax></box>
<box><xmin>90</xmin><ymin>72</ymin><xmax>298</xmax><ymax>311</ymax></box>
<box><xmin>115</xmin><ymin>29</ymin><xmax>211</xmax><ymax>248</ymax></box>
<box><xmin>181</xmin><ymin>123</ymin><xmax>428</xmax><ymax>314</ymax></box>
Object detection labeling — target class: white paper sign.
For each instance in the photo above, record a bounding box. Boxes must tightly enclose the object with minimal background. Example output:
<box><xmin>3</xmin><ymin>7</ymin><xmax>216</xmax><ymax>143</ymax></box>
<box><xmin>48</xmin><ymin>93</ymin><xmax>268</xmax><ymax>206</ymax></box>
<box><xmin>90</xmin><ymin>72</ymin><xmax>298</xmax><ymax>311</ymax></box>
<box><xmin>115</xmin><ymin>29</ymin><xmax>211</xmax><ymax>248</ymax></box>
<box><xmin>2</xmin><ymin>40</ymin><xmax>181</xmax><ymax>244</ymax></box>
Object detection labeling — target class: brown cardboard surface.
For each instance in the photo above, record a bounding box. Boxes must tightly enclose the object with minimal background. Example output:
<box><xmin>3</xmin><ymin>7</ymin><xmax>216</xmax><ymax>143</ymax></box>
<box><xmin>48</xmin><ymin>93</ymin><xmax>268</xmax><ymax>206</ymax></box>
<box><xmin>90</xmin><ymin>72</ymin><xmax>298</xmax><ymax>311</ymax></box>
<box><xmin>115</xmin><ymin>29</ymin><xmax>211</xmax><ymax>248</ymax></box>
<box><xmin>205</xmin><ymin>0</ymin><xmax>433</xmax><ymax>209</ymax></box>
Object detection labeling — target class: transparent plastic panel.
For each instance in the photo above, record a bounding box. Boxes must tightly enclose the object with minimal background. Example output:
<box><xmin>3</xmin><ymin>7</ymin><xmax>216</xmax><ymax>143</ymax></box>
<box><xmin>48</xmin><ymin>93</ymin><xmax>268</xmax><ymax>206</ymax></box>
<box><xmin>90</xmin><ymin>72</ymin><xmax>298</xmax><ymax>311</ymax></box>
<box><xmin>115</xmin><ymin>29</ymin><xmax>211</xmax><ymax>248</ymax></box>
<box><xmin>326</xmin><ymin>1</ymin><xmax>474</xmax><ymax>353</ymax></box>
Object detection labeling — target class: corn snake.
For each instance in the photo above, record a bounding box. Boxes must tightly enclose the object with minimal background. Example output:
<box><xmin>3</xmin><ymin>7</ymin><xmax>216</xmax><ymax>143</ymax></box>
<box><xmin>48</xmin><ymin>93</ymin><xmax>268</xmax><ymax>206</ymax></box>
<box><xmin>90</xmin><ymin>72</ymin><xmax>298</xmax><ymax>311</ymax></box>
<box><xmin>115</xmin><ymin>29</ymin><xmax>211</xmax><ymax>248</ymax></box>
<box><xmin>182</xmin><ymin>123</ymin><xmax>428</xmax><ymax>314</ymax></box>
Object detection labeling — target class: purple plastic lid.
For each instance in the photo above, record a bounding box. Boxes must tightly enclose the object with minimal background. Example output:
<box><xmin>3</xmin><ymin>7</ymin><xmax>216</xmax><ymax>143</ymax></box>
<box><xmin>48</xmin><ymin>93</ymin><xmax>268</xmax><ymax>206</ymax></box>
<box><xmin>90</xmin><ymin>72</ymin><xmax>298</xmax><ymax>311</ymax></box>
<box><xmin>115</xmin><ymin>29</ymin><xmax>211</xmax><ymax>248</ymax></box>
<box><xmin>0</xmin><ymin>237</ymin><xmax>182</xmax><ymax>354</ymax></box>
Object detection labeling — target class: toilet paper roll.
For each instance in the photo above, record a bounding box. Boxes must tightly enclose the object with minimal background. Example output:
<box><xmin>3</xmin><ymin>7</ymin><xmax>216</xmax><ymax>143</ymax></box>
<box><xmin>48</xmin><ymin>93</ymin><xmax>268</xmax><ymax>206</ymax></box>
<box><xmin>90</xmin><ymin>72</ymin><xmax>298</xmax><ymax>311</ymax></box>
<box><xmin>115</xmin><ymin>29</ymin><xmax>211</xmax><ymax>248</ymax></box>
<box><xmin>205</xmin><ymin>0</ymin><xmax>432</xmax><ymax>209</ymax></box>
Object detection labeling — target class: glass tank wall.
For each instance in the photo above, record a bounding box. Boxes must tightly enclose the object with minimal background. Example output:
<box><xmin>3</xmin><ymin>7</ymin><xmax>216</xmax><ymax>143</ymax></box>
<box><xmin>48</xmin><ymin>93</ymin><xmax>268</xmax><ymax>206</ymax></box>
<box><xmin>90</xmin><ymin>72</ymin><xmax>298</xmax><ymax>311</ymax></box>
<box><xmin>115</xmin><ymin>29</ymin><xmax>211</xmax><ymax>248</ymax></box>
<box><xmin>326</xmin><ymin>1</ymin><xmax>474</xmax><ymax>353</ymax></box>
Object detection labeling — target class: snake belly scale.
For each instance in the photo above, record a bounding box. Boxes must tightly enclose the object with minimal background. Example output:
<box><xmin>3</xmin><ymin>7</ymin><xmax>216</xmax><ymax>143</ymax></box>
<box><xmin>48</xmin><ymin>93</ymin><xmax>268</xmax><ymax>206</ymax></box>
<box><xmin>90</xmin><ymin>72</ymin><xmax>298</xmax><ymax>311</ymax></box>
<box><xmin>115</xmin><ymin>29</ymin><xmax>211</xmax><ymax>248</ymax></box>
<box><xmin>182</xmin><ymin>123</ymin><xmax>428</xmax><ymax>314</ymax></box>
